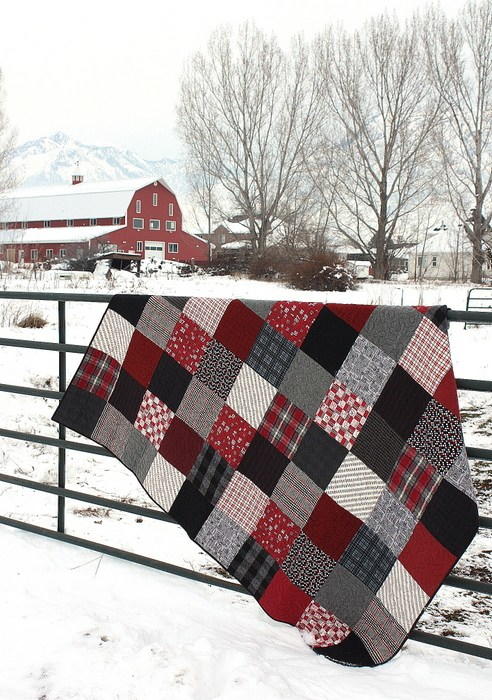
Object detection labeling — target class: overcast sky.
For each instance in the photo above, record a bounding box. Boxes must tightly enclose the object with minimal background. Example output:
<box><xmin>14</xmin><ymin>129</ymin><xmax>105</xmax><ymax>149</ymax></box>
<box><xmin>1</xmin><ymin>0</ymin><xmax>464</xmax><ymax>160</ymax></box>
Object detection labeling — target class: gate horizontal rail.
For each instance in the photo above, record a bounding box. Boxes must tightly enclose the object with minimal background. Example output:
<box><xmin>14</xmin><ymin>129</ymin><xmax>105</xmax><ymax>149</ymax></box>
<box><xmin>0</xmin><ymin>290</ymin><xmax>491</xmax><ymax>662</ymax></box>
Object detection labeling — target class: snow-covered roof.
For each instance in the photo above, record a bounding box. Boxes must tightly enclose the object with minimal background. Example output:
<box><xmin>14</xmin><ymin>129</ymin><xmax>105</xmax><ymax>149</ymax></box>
<box><xmin>0</xmin><ymin>177</ymin><xmax>174</xmax><ymax>222</ymax></box>
<box><xmin>221</xmin><ymin>240</ymin><xmax>252</xmax><ymax>250</ymax></box>
<box><xmin>0</xmin><ymin>225</ymin><xmax>124</xmax><ymax>244</ymax></box>
<box><xmin>221</xmin><ymin>221</ymin><xmax>250</xmax><ymax>235</ymax></box>
<box><xmin>410</xmin><ymin>230</ymin><xmax>472</xmax><ymax>254</ymax></box>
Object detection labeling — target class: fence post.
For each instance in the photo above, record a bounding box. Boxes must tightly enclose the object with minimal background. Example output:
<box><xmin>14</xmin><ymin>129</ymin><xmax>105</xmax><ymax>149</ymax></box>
<box><xmin>57</xmin><ymin>300</ymin><xmax>66</xmax><ymax>533</ymax></box>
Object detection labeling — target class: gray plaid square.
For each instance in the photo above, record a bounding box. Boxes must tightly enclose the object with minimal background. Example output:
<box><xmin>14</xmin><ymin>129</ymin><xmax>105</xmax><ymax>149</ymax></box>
<box><xmin>337</xmin><ymin>335</ymin><xmax>396</xmax><ymax>405</ymax></box>
<box><xmin>195</xmin><ymin>339</ymin><xmax>242</xmax><ymax>400</ymax></box>
<box><xmin>445</xmin><ymin>447</ymin><xmax>477</xmax><ymax>501</ymax></box>
<box><xmin>315</xmin><ymin>563</ymin><xmax>373</xmax><ymax>627</ymax></box>
<box><xmin>176</xmin><ymin>378</ymin><xmax>224</xmax><ymax>439</ymax></box>
<box><xmin>360</xmin><ymin>306</ymin><xmax>422</xmax><ymax>362</ymax></box>
<box><xmin>241</xmin><ymin>299</ymin><xmax>275</xmax><ymax>319</ymax></box>
<box><xmin>229</xmin><ymin>537</ymin><xmax>279</xmax><ymax>599</ymax></box>
<box><xmin>92</xmin><ymin>403</ymin><xmax>132</xmax><ymax>460</ymax></box>
<box><xmin>196</xmin><ymin>508</ymin><xmax>249</xmax><ymax>567</ymax></box>
<box><xmin>339</xmin><ymin>524</ymin><xmax>396</xmax><ymax>593</ymax></box>
<box><xmin>279</xmin><ymin>349</ymin><xmax>333</xmax><ymax>417</ymax></box>
<box><xmin>354</xmin><ymin>598</ymin><xmax>406</xmax><ymax>665</ymax></box>
<box><xmin>246</xmin><ymin>324</ymin><xmax>297</xmax><ymax>387</ymax></box>
<box><xmin>136</xmin><ymin>296</ymin><xmax>181</xmax><ymax>349</ymax></box>
<box><xmin>281</xmin><ymin>532</ymin><xmax>336</xmax><ymax>597</ymax></box>
<box><xmin>188</xmin><ymin>443</ymin><xmax>234</xmax><ymax>505</ymax></box>
<box><xmin>122</xmin><ymin>427</ymin><xmax>157</xmax><ymax>482</ymax></box>
<box><xmin>271</xmin><ymin>462</ymin><xmax>322</xmax><ymax>527</ymax></box>
<box><xmin>366</xmin><ymin>488</ymin><xmax>417</xmax><ymax>556</ymax></box>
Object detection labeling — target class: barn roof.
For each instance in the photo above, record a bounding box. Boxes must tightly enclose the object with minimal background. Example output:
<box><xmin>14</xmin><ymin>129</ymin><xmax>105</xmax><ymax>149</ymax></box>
<box><xmin>0</xmin><ymin>177</ymin><xmax>174</xmax><ymax>222</ymax></box>
<box><xmin>0</xmin><ymin>225</ymin><xmax>124</xmax><ymax>245</ymax></box>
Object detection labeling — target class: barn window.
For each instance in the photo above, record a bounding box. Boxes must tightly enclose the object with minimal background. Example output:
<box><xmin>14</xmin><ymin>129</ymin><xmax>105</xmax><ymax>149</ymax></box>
<box><xmin>43</xmin><ymin>221</ymin><xmax>51</xmax><ymax>228</ymax></box>
<box><xmin>432</xmin><ymin>256</ymin><xmax>437</xmax><ymax>267</ymax></box>
<box><xmin>46</xmin><ymin>249</ymin><xmax>53</xmax><ymax>259</ymax></box>
<box><xmin>149</xmin><ymin>219</ymin><xmax>160</xmax><ymax>230</ymax></box>
<box><xmin>168</xmin><ymin>242</ymin><xmax>178</xmax><ymax>253</ymax></box>
<box><xmin>112</xmin><ymin>217</ymin><xmax>123</xmax><ymax>225</ymax></box>
<box><xmin>136</xmin><ymin>241</ymin><xmax>143</xmax><ymax>252</ymax></box>
<box><xmin>153</xmin><ymin>193</ymin><xmax>158</xmax><ymax>206</ymax></box>
<box><xmin>60</xmin><ymin>249</ymin><xmax>66</xmax><ymax>258</ymax></box>
<box><xmin>66</xmin><ymin>219</ymin><xmax>74</xmax><ymax>226</ymax></box>
<box><xmin>89</xmin><ymin>218</ymin><xmax>98</xmax><ymax>225</ymax></box>
<box><xmin>21</xmin><ymin>222</ymin><xmax>28</xmax><ymax>229</ymax></box>
<box><xmin>31</xmin><ymin>249</ymin><xmax>38</xmax><ymax>261</ymax></box>
<box><xmin>165</xmin><ymin>220</ymin><xmax>176</xmax><ymax>231</ymax></box>
<box><xmin>168</xmin><ymin>203</ymin><xmax>173</xmax><ymax>216</ymax></box>
<box><xmin>136</xmin><ymin>199</ymin><xmax>142</xmax><ymax>214</ymax></box>
<box><xmin>133</xmin><ymin>218</ymin><xmax>144</xmax><ymax>229</ymax></box>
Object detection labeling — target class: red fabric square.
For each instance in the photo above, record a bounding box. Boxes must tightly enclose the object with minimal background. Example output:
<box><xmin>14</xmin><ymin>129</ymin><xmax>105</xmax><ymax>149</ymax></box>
<box><xmin>208</xmin><ymin>404</ymin><xmax>256</xmax><ymax>467</ymax></box>
<box><xmin>258</xmin><ymin>569</ymin><xmax>312</xmax><ymax>625</ymax></box>
<box><xmin>74</xmin><ymin>347</ymin><xmax>119</xmax><ymax>400</ymax></box>
<box><xmin>326</xmin><ymin>304</ymin><xmax>376</xmax><ymax>332</ymax></box>
<box><xmin>159</xmin><ymin>416</ymin><xmax>204</xmax><ymax>476</ymax></box>
<box><xmin>251</xmin><ymin>500</ymin><xmax>301</xmax><ymax>563</ymax></box>
<box><xmin>399</xmin><ymin>522</ymin><xmax>457</xmax><ymax>597</ymax></box>
<box><xmin>166</xmin><ymin>314</ymin><xmax>212</xmax><ymax>374</ymax></box>
<box><xmin>214</xmin><ymin>300</ymin><xmax>264</xmax><ymax>360</ymax></box>
<box><xmin>122</xmin><ymin>330</ymin><xmax>162</xmax><ymax>386</ymax></box>
<box><xmin>266</xmin><ymin>301</ymin><xmax>323</xmax><ymax>347</ymax></box>
<box><xmin>434</xmin><ymin>369</ymin><xmax>460</xmax><ymax>418</ymax></box>
<box><xmin>304</xmin><ymin>493</ymin><xmax>362</xmax><ymax>560</ymax></box>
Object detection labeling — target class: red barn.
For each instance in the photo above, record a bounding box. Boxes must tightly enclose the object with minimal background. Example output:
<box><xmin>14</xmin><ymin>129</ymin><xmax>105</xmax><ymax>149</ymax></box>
<box><xmin>0</xmin><ymin>176</ymin><xmax>209</xmax><ymax>265</ymax></box>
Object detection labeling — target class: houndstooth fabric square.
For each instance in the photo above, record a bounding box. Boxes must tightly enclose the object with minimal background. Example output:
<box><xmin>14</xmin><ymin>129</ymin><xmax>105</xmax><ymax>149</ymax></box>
<box><xmin>74</xmin><ymin>347</ymin><xmax>120</xmax><ymax>401</ymax></box>
<box><xmin>259</xmin><ymin>394</ymin><xmax>311</xmax><ymax>459</ymax></box>
<box><xmin>398</xmin><ymin>316</ymin><xmax>451</xmax><ymax>394</ymax></box>
<box><xmin>183</xmin><ymin>297</ymin><xmax>231</xmax><ymax>335</ymax></box>
<box><xmin>314</xmin><ymin>380</ymin><xmax>370</xmax><ymax>449</ymax></box>
<box><xmin>281</xmin><ymin>532</ymin><xmax>336</xmax><ymax>597</ymax></box>
<box><xmin>176</xmin><ymin>378</ymin><xmax>224</xmax><ymax>439</ymax></box>
<box><xmin>92</xmin><ymin>309</ymin><xmax>135</xmax><ymax>364</ymax></box>
<box><xmin>337</xmin><ymin>335</ymin><xmax>396</xmax><ymax>406</ymax></box>
<box><xmin>134</xmin><ymin>390</ymin><xmax>174</xmax><ymax>449</ymax></box>
<box><xmin>325</xmin><ymin>453</ymin><xmax>386</xmax><ymax>522</ymax></box>
<box><xmin>339</xmin><ymin>524</ymin><xmax>395</xmax><ymax>593</ymax></box>
<box><xmin>136</xmin><ymin>296</ymin><xmax>181</xmax><ymax>349</ymax></box>
<box><xmin>226</xmin><ymin>363</ymin><xmax>277</xmax><ymax>429</ymax></box>
<box><xmin>196</xmin><ymin>339</ymin><xmax>242</xmax><ymax>400</ymax></box>
<box><xmin>92</xmin><ymin>403</ymin><xmax>132</xmax><ymax>460</ymax></box>
<box><xmin>354</xmin><ymin>598</ymin><xmax>406</xmax><ymax>664</ymax></box>
<box><xmin>297</xmin><ymin>601</ymin><xmax>351</xmax><ymax>648</ymax></box>
<box><xmin>271</xmin><ymin>462</ymin><xmax>322</xmax><ymax>527</ymax></box>
<box><xmin>247</xmin><ymin>323</ymin><xmax>297</xmax><ymax>386</ymax></box>
<box><xmin>216</xmin><ymin>471</ymin><xmax>269</xmax><ymax>533</ymax></box>
<box><xmin>143</xmin><ymin>453</ymin><xmax>186</xmax><ymax>511</ymax></box>
<box><xmin>188</xmin><ymin>443</ymin><xmax>234</xmax><ymax>505</ymax></box>
<box><xmin>229</xmin><ymin>537</ymin><xmax>279</xmax><ymax>598</ymax></box>
<box><xmin>377</xmin><ymin>560</ymin><xmax>429</xmax><ymax>632</ymax></box>
<box><xmin>365</xmin><ymin>488</ymin><xmax>418</xmax><ymax>557</ymax></box>
<box><xmin>389</xmin><ymin>446</ymin><xmax>441</xmax><ymax>518</ymax></box>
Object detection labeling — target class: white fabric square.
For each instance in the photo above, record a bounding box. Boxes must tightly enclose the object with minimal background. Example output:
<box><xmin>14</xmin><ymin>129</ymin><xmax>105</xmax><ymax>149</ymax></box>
<box><xmin>377</xmin><ymin>560</ymin><xmax>429</xmax><ymax>632</ymax></box>
<box><xmin>143</xmin><ymin>453</ymin><xmax>186</xmax><ymax>511</ymax></box>
<box><xmin>226</xmin><ymin>363</ymin><xmax>276</xmax><ymax>429</ymax></box>
<box><xmin>92</xmin><ymin>309</ymin><xmax>135</xmax><ymax>364</ymax></box>
<box><xmin>183</xmin><ymin>297</ymin><xmax>231</xmax><ymax>335</ymax></box>
<box><xmin>325</xmin><ymin>453</ymin><xmax>385</xmax><ymax>521</ymax></box>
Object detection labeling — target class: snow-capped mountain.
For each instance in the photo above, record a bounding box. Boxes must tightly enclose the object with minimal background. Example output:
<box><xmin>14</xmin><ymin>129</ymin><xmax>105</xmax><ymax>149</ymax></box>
<box><xmin>11</xmin><ymin>132</ymin><xmax>188</xmax><ymax>195</ymax></box>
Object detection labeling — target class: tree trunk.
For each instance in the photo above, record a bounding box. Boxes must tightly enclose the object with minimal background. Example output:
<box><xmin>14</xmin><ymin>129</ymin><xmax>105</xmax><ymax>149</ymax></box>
<box><xmin>470</xmin><ymin>231</ymin><xmax>483</xmax><ymax>284</ymax></box>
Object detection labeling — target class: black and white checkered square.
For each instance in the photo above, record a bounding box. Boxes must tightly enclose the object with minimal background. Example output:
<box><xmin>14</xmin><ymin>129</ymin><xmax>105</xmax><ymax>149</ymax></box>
<box><xmin>246</xmin><ymin>323</ymin><xmax>297</xmax><ymax>387</ymax></box>
<box><xmin>229</xmin><ymin>537</ymin><xmax>279</xmax><ymax>599</ymax></box>
<box><xmin>339</xmin><ymin>524</ymin><xmax>395</xmax><ymax>593</ymax></box>
<box><xmin>188</xmin><ymin>443</ymin><xmax>234</xmax><ymax>505</ymax></box>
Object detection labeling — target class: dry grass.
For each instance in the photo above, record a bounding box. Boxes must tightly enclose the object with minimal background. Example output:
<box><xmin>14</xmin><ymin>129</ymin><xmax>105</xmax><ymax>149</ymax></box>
<box><xmin>16</xmin><ymin>313</ymin><xmax>48</xmax><ymax>329</ymax></box>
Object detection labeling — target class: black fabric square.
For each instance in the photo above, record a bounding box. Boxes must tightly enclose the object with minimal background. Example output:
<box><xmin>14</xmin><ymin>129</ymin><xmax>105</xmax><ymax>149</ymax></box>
<box><xmin>339</xmin><ymin>524</ymin><xmax>395</xmax><ymax>593</ymax></box>
<box><xmin>148</xmin><ymin>351</ymin><xmax>192</xmax><ymax>412</ymax></box>
<box><xmin>372</xmin><ymin>365</ymin><xmax>431</xmax><ymax>440</ymax></box>
<box><xmin>108</xmin><ymin>368</ymin><xmax>146</xmax><ymax>423</ymax></box>
<box><xmin>315</xmin><ymin>632</ymin><xmax>375</xmax><ymax>666</ymax></box>
<box><xmin>301</xmin><ymin>307</ymin><xmax>359</xmax><ymax>375</ymax></box>
<box><xmin>108</xmin><ymin>294</ymin><xmax>151</xmax><ymax>327</ymax></box>
<box><xmin>238</xmin><ymin>433</ymin><xmax>289</xmax><ymax>496</ymax></box>
<box><xmin>187</xmin><ymin>443</ymin><xmax>235</xmax><ymax>505</ymax></box>
<box><xmin>292</xmin><ymin>423</ymin><xmax>347</xmax><ymax>489</ymax></box>
<box><xmin>53</xmin><ymin>385</ymin><xmax>106</xmax><ymax>438</ymax></box>
<box><xmin>352</xmin><ymin>412</ymin><xmax>404</xmax><ymax>483</ymax></box>
<box><xmin>229</xmin><ymin>537</ymin><xmax>279</xmax><ymax>599</ymax></box>
<box><xmin>169</xmin><ymin>480</ymin><xmax>214</xmax><ymax>539</ymax></box>
<box><xmin>421</xmin><ymin>479</ymin><xmax>479</xmax><ymax>557</ymax></box>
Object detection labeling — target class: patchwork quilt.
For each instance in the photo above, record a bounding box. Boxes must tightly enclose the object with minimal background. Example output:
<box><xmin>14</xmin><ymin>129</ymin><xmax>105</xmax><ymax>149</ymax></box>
<box><xmin>52</xmin><ymin>296</ymin><xmax>479</xmax><ymax>667</ymax></box>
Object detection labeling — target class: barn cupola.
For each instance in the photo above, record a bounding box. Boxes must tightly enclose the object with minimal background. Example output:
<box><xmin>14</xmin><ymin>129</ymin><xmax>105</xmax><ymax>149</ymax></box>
<box><xmin>72</xmin><ymin>161</ymin><xmax>84</xmax><ymax>185</ymax></box>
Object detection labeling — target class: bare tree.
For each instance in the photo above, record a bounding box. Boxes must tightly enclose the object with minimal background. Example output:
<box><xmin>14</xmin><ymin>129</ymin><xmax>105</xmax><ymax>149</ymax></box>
<box><xmin>0</xmin><ymin>69</ymin><xmax>16</xmax><ymax>207</ymax></box>
<box><xmin>424</xmin><ymin>0</ymin><xmax>492</xmax><ymax>284</ymax></box>
<box><xmin>177</xmin><ymin>24</ymin><xmax>321</xmax><ymax>256</ymax></box>
<box><xmin>313</xmin><ymin>14</ymin><xmax>440</xmax><ymax>279</ymax></box>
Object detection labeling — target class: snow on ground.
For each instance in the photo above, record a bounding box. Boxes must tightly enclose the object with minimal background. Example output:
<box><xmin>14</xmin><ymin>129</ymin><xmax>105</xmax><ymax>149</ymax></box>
<box><xmin>0</xmin><ymin>267</ymin><xmax>491</xmax><ymax>697</ymax></box>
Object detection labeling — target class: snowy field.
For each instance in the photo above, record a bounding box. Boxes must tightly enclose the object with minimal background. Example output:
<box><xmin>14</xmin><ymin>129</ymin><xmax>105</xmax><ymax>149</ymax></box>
<box><xmin>0</xmin><ymin>267</ymin><xmax>490</xmax><ymax>698</ymax></box>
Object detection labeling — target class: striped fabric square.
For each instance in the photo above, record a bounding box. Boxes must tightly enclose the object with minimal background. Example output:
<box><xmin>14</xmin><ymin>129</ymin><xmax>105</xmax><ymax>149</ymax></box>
<box><xmin>226</xmin><ymin>363</ymin><xmax>276</xmax><ymax>429</ymax></box>
<box><xmin>216</xmin><ymin>472</ymin><xmax>269</xmax><ymax>534</ymax></box>
<box><xmin>91</xmin><ymin>308</ymin><xmax>135</xmax><ymax>364</ymax></box>
<box><xmin>143</xmin><ymin>453</ymin><xmax>186</xmax><ymax>511</ymax></box>
<box><xmin>259</xmin><ymin>394</ymin><xmax>311</xmax><ymax>459</ymax></box>
<box><xmin>377</xmin><ymin>560</ymin><xmax>429</xmax><ymax>632</ymax></box>
<box><xmin>398</xmin><ymin>316</ymin><xmax>451</xmax><ymax>394</ymax></box>
<box><xmin>271</xmin><ymin>462</ymin><xmax>322</xmax><ymax>528</ymax></box>
<box><xmin>325</xmin><ymin>453</ymin><xmax>386</xmax><ymax>522</ymax></box>
<box><xmin>74</xmin><ymin>347</ymin><xmax>120</xmax><ymax>400</ymax></box>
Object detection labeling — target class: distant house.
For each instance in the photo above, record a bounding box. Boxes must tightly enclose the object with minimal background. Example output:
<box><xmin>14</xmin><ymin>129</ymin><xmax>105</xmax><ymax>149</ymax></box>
<box><xmin>407</xmin><ymin>229</ymin><xmax>492</xmax><ymax>281</ymax></box>
<box><xmin>0</xmin><ymin>176</ymin><xmax>209</xmax><ymax>265</ymax></box>
<box><xmin>201</xmin><ymin>221</ymin><xmax>252</xmax><ymax>254</ymax></box>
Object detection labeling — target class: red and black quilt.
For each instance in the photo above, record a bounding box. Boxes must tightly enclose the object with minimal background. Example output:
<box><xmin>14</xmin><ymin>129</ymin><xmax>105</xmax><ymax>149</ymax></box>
<box><xmin>53</xmin><ymin>295</ymin><xmax>478</xmax><ymax>666</ymax></box>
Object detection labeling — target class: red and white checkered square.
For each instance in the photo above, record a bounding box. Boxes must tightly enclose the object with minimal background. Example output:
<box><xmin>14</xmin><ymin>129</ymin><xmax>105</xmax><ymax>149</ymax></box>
<box><xmin>398</xmin><ymin>317</ymin><xmax>451</xmax><ymax>394</ymax></box>
<box><xmin>266</xmin><ymin>301</ymin><xmax>323</xmax><ymax>347</ymax></box>
<box><xmin>216</xmin><ymin>472</ymin><xmax>269</xmax><ymax>534</ymax></box>
<box><xmin>259</xmin><ymin>394</ymin><xmax>311</xmax><ymax>458</ymax></box>
<box><xmin>135</xmin><ymin>390</ymin><xmax>174</xmax><ymax>449</ymax></box>
<box><xmin>314</xmin><ymin>380</ymin><xmax>370</xmax><ymax>449</ymax></box>
<box><xmin>183</xmin><ymin>297</ymin><xmax>231</xmax><ymax>335</ymax></box>
<box><xmin>297</xmin><ymin>601</ymin><xmax>351</xmax><ymax>648</ymax></box>
<box><xmin>165</xmin><ymin>314</ymin><xmax>212</xmax><ymax>374</ymax></box>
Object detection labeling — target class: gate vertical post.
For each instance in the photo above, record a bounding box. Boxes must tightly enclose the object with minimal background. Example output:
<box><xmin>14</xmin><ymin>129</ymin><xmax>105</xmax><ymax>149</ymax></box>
<box><xmin>57</xmin><ymin>300</ymin><xmax>66</xmax><ymax>533</ymax></box>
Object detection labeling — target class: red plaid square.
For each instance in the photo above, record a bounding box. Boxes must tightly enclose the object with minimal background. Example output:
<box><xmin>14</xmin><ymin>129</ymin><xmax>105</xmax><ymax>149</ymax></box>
<box><xmin>208</xmin><ymin>404</ymin><xmax>256</xmax><ymax>467</ymax></box>
<box><xmin>259</xmin><ymin>394</ymin><xmax>311</xmax><ymax>458</ymax></box>
<box><xmin>74</xmin><ymin>347</ymin><xmax>120</xmax><ymax>400</ymax></box>
<box><xmin>251</xmin><ymin>500</ymin><xmax>301</xmax><ymax>563</ymax></box>
<box><xmin>266</xmin><ymin>301</ymin><xmax>323</xmax><ymax>347</ymax></box>
<box><xmin>314</xmin><ymin>381</ymin><xmax>370</xmax><ymax>448</ymax></box>
<box><xmin>389</xmin><ymin>446</ymin><xmax>441</xmax><ymax>518</ymax></box>
<box><xmin>165</xmin><ymin>314</ymin><xmax>212</xmax><ymax>374</ymax></box>
<box><xmin>297</xmin><ymin>601</ymin><xmax>351</xmax><ymax>648</ymax></box>
<box><xmin>183</xmin><ymin>297</ymin><xmax>231</xmax><ymax>335</ymax></box>
<box><xmin>398</xmin><ymin>317</ymin><xmax>451</xmax><ymax>394</ymax></box>
<box><xmin>135</xmin><ymin>390</ymin><xmax>174</xmax><ymax>449</ymax></box>
<box><xmin>217</xmin><ymin>471</ymin><xmax>269</xmax><ymax>533</ymax></box>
